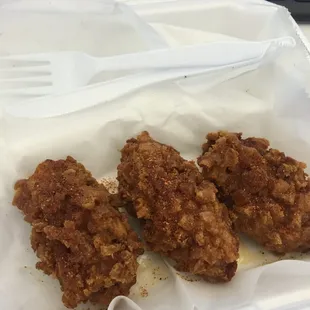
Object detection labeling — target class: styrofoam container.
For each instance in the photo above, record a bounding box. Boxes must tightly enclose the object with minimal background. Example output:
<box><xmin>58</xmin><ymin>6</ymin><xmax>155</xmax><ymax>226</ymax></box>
<box><xmin>1</xmin><ymin>1</ymin><xmax>310</xmax><ymax>310</ymax></box>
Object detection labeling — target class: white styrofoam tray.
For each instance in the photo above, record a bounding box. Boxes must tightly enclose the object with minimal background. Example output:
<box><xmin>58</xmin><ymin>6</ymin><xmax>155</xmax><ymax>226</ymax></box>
<box><xmin>1</xmin><ymin>1</ymin><xmax>310</xmax><ymax>310</ymax></box>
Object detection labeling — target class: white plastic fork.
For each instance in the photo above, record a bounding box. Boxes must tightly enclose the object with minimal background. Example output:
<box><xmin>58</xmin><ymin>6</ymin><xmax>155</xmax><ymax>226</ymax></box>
<box><xmin>3</xmin><ymin>38</ymin><xmax>296</xmax><ymax>120</ymax></box>
<box><xmin>0</xmin><ymin>37</ymin><xmax>295</xmax><ymax>97</ymax></box>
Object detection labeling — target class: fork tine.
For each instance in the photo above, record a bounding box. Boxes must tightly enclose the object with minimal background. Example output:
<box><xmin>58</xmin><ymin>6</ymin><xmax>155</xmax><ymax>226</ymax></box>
<box><xmin>0</xmin><ymin>80</ymin><xmax>52</xmax><ymax>90</ymax></box>
<box><xmin>0</xmin><ymin>67</ymin><xmax>51</xmax><ymax>76</ymax></box>
<box><xmin>0</xmin><ymin>61</ymin><xmax>50</xmax><ymax>69</ymax></box>
<box><xmin>0</xmin><ymin>86</ymin><xmax>52</xmax><ymax>97</ymax></box>
<box><xmin>0</xmin><ymin>53</ymin><xmax>50</xmax><ymax>62</ymax></box>
<box><xmin>0</xmin><ymin>57</ymin><xmax>50</xmax><ymax>69</ymax></box>
<box><xmin>0</xmin><ymin>60</ymin><xmax>50</xmax><ymax>69</ymax></box>
<box><xmin>0</xmin><ymin>75</ymin><xmax>51</xmax><ymax>85</ymax></box>
<box><xmin>0</xmin><ymin>76</ymin><xmax>51</xmax><ymax>84</ymax></box>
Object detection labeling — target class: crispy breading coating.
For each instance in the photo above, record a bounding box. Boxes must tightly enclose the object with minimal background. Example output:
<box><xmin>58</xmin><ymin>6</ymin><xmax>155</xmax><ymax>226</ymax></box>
<box><xmin>12</xmin><ymin>156</ymin><xmax>143</xmax><ymax>308</ymax></box>
<box><xmin>117</xmin><ymin>132</ymin><xmax>239</xmax><ymax>282</ymax></box>
<box><xmin>198</xmin><ymin>131</ymin><xmax>310</xmax><ymax>254</ymax></box>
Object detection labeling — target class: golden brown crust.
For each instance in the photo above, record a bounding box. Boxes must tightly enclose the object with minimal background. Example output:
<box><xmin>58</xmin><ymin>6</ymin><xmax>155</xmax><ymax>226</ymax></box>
<box><xmin>12</xmin><ymin>156</ymin><xmax>143</xmax><ymax>309</ymax></box>
<box><xmin>117</xmin><ymin>132</ymin><xmax>239</xmax><ymax>282</ymax></box>
<box><xmin>198</xmin><ymin>131</ymin><xmax>310</xmax><ymax>254</ymax></box>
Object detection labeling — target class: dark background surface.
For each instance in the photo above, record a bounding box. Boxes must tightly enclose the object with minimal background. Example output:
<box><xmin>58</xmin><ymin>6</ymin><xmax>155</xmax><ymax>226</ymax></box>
<box><xmin>268</xmin><ymin>0</ymin><xmax>310</xmax><ymax>21</ymax></box>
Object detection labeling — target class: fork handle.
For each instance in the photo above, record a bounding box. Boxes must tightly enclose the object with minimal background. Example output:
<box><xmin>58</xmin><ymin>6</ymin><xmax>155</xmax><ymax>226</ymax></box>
<box><xmin>92</xmin><ymin>38</ymin><xmax>295</xmax><ymax>73</ymax></box>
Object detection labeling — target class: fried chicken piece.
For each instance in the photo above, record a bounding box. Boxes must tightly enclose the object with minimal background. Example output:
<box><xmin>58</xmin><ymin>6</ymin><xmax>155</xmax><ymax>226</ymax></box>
<box><xmin>198</xmin><ymin>131</ymin><xmax>310</xmax><ymax>254</ymax></box>
<box><xmin>12</xmin><ymin>156</ymin><xmax>143</xmax><ymax>309</ymax></box>
<box><xmin>117</xmin><ymin>131</ymin><xmax>239</xmax><ymax>282</ymax></box>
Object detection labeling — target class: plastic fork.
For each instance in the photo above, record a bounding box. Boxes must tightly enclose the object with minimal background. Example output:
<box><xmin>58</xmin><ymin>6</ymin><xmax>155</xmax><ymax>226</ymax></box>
<box><xmin>0</xmin><ymin>37</ymin><xmax>295</xmax><ymax>98</ymax></box>
<box><xmin>3</xmin><ymin>66</ymin><xmax>257</xmax><ymax>119</ymax></box>
<box><xmin>3</xmin><ymin>39</ymin><xmax>295</xmax><ymax>120</ymax></box>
